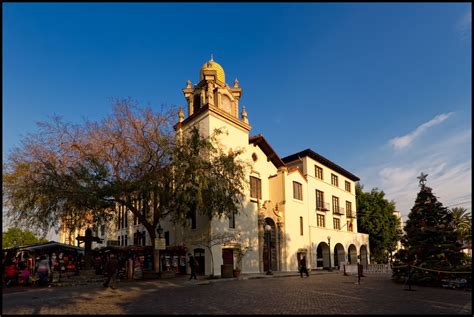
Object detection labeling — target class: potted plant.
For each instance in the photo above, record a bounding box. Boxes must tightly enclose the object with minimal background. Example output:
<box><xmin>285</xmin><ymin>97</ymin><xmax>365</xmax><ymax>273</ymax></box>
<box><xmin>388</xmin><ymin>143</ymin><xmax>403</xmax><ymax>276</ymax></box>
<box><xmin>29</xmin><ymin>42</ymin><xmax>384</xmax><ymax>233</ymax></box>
<box><xmin>233</xmin><ymin>245</ymin><xmax>250</xmax><ymax>277</ymax></box>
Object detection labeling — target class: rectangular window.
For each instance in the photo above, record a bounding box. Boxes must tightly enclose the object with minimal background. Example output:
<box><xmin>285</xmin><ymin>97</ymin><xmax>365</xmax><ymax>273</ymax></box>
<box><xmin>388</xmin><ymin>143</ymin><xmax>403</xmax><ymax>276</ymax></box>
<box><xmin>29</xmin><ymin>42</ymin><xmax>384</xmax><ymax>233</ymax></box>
<box><xmin>117</xmin><ymin>207</ymin><xmax>121</xmax><ymax>229</ymax></box>
<box><xmin>345</xmin><ymin>181</ymin><xmax>351</xmax><ymax>192</ymax></box>
<box><xmin>317</xmin><ymin>214</ymin><xmax>325</xmax><ymax>227</ymax></box>
<box><xmin>143</xmin><ymin>200</ymin><xmax>148</xmax><ymax>221</ymax></box>
<box><xmin>125</xmin><ymin>234</ymin><xmax>128</xmax><ymax>246</ymax></box>
<box><xmin>316</xmin><ymin>190</ymin><xmax>325</xmax><ymax>210</ymax></box>
<box><xmin>300</xmin><ymin>217</ymin><xmax>303</xmax><ymax>235</ymax></box>
<box><xmin>331</xmin><ymin>174</ymin><xmax>338</xmax><ymax>187</ymax></box>
<box><xmin>121</xmin><ymin>206</ymin><xmax>125</xmax><ymax>229</ymax></box>
<box><xmin>293</xmin><ymin>181</ymin><xmax>303</xmax><ymax>200</ymax></box>
<box><xmin>191</xmin><ymin>208</ymin><xmax>196</xmax><ymax>229</ymax></box>
<box><xmin>250</xmin><ymin>176</ymin><xmax>262</xmax><ymax>200</ymax></box>
<box><xmin>164</xmin><ymin>231</ymin><xmax>170</xmax><ymax>246</ymax></box>
<box><xmin>229</xmin><ymin>211</ymin><xmax>235</xmax><ymax>229</ymax></box>
<box><xmin>125</xmin><ymin>208</ymin><xmax>128</xmax><ymax>227</ymax></box>
<box><xmin>138</xmin><ymin>200</ymin><xmax>142</xmax><ymax>224</ymax></box>
<box><xmin>346</xmin><ymin>201</ymin><xmax>352</xmax><ymax>217</ymax></box>
<box><xmin>315</xmin><ymin>165</ymin><xmax>323</xmax><ymax>180</ymax></box>
<box><xmin>332</xmin><ymin>196</ymin><xmax>340</xmax><ymax>214</ymax></box>
<box><xmin>333</xmin><ymin>218</ymin><xmax>340</xmax><ymax>230</ymax></box>
<box><xmin>347</xmin><ymin>221</ymin><xmax>353</xmax><ymax>232</ymax></box>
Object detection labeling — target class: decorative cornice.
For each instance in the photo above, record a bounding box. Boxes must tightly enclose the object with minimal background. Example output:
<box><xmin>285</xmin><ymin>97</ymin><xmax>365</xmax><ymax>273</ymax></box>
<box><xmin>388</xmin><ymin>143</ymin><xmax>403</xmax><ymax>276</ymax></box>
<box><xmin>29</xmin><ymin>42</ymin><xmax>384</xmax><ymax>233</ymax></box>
<box><xmin>248</xmin><ymin>135</ymin><xmax>285</xmax><ymax>169</ymax></box>
<box><xmin>282</xmin><ymin>149</ymin><xmax>360</xmax><ymax>182</ymax></box>
<box><xmin>173</xmin><ymin>103</ymin><xmax>251</xmax><ymax>133</ymax></box>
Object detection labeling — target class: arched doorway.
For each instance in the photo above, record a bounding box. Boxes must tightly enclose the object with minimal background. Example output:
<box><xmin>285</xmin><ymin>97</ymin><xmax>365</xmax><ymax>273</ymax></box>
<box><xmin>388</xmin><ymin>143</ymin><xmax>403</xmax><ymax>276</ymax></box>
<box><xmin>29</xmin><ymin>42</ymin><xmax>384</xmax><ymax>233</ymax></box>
<box><xmin>348</xmin><ymin>244</ymin><xmax>357</xmax><ymax>264</ymax></box>
<box><xmin>360</xmin><ymin>245</ymin><xmax>368</xmax><ymax>266</ymax></box>
<box><xmin>334</xmin><ymin>243</ymin><xmax>345</xmax><ymax>269</ymax></box>
<box><xmin>194</xmin><ymin>248</ymin><xmax>205</xmax><ymax>275</ymax></box>
<box><xmin>263</xmin><ymin>218</ymin><xmax>277</xmax><ymax>272</ymax></box>
<box><xmin>316</xmin><ymin>242</ymin><xmax>330</xmax><ymax>269</ymax></box>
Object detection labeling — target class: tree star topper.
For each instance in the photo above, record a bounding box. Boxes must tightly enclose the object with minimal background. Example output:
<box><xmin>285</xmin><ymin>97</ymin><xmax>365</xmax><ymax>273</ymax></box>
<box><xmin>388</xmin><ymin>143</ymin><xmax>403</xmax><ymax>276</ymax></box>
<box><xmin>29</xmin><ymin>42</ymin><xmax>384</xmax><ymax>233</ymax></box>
<box><xmin>417</xmin><ymin>172</ymin><xmax>428</xmax><ymax>186</ymax></box>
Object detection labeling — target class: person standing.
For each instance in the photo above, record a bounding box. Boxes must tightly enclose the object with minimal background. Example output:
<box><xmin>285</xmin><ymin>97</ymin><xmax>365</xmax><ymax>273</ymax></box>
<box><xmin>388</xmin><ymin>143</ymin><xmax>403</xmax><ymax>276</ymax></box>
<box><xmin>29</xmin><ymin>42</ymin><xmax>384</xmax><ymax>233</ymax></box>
<box><xmin>19</xmin><ymin>261</ymin><xmax>31</xmax><ymax>286</ymax></box>
<box><xmin>103</xmin><ymin>253</ymin><xmax>118</xmax><ymax>289</ymax></box>
<box><xmin>299</xmin><ymin>256</ymin><xmax>309</xmax><ymax>278</ymax></box>
<box><xmin>36</xmin><ymin>255</ymin><xmax>51</xmax><ymax>286</ymax></box>
<box><xmin>4</xmin><ymin>260</ymin><xmax>19</xmax><ymax>287</ymax></box>
<box><xmin>188</xmin><ymin>253</ymin><xmax>197</xmax><ymax>280</ymax></box>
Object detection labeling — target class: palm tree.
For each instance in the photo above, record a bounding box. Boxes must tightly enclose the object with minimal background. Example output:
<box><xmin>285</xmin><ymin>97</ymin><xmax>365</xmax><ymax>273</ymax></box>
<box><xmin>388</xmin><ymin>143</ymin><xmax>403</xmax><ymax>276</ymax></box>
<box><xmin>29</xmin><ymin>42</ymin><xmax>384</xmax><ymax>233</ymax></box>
<box><xmin>450</xmin><ymin>207</ymin><xmax>472</xmax><ymax>248</ymax></box>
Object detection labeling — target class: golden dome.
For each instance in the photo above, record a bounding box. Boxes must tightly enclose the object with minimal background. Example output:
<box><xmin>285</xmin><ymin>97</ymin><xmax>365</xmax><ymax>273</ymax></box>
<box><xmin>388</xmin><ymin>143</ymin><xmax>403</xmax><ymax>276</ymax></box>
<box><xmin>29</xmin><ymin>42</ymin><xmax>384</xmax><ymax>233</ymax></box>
<box><xmin>200</xmin><ymin>58</ymin><xmax>225</xmax><ymax>83</ymax></box>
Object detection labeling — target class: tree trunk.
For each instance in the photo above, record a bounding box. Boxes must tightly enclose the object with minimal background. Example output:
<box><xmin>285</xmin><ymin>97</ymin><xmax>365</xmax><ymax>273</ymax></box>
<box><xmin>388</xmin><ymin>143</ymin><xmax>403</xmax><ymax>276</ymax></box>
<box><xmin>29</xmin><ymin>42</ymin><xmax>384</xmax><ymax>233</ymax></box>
<box><xmin>149</xmin><ymin>230</ymin><xmax>160</xmax><ymax>273</ymax></box>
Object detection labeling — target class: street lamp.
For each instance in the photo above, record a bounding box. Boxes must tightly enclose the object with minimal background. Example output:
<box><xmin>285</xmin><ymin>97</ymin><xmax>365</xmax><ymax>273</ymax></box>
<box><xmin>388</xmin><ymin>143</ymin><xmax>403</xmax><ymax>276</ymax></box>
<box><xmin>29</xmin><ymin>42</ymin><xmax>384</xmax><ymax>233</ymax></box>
<box><xmin>156</xmin><ymin>223</ymin><xmax>164</xmax><ymax>239</ymax></box>
<box><xmin>265</xmin><ymin>224</ymin><xmax>273</xmax><ymax>275</ymax></box>
<box><xmin>156</xmin><ymin>223</ymin><xmax>164</xmax><ymax>274</ymax></box>
<box><xmin>327</xmin><ymin>236</ymin><xmax>332</xmax><ymax>272</ymax></box>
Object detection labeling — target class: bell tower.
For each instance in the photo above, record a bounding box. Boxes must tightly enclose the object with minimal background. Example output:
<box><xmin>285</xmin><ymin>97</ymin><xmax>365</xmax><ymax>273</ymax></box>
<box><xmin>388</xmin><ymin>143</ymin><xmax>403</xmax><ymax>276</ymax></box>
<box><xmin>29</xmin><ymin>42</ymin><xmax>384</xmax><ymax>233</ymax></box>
<box><xmin>180</xmin><ymin>56</ymin><xmax>250</xmax><ymax>132</ymax></box>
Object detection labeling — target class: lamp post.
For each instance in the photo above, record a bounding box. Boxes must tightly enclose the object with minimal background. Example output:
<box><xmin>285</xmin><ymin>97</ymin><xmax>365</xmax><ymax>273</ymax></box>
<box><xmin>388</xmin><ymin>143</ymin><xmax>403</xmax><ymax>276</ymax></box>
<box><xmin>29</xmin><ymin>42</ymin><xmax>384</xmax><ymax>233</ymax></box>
<box><xmin>156</xmin><ymin>223</ymin><xmax>164</xmax><ymax>274</ymax></box>
<box><xmin>156</xmin><ymin>223</ymin><xmax>164</xmax><ymax>239</ymax></box>
<box><xmin>265</xmin><ymin>224</ymin><xmax>273</xmax><ymax>275</ymax></box>
<box><xmin>327</xmin><ymin>236</ymin><xmax>332</xmax><ymax>272</ymax></box>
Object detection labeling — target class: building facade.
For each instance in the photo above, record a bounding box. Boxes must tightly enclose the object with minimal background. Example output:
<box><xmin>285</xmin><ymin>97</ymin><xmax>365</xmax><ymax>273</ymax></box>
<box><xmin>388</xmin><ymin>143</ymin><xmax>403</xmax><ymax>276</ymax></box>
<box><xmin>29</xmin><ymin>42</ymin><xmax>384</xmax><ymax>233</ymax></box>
<box><xmin>61</xmin><ymin>57</ymin><xmax>370</xmax><ymax>276</ymax></box>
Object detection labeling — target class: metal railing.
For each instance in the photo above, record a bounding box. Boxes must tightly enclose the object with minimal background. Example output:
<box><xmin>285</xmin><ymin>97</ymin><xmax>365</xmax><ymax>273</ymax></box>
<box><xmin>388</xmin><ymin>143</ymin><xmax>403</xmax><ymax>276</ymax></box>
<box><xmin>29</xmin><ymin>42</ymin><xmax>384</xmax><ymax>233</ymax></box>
<box><xmin>346</xmin><ymin>211</ymin><xmax>356</xmax><ymax>218</ymax></box>
<box><xmin>316</xmin><ymin>202</ymin><xmax>330</xmax><ymax>211</ymax></box>
<box><xmin>362</xmin><ymin>264</ymin><xmax>392</xmax><ymax>273</ymax></box>
<box><xmin>333</xmin><ymin>206</ymin><xmax>344</xmax><ymax>215</ymax></box>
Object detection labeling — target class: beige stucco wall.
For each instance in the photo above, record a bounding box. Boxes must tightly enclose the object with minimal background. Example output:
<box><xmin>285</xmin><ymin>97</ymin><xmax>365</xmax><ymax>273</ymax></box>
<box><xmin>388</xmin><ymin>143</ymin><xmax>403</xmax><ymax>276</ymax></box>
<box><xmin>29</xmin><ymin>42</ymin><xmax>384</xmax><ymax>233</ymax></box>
<box><xmin>93</xmin><ymin>61</ymin><xmax>370</xmax><ymax>276</ymax></box>
<box><xmin>281</xmin><ymin>156</ymin><xmax>369</xmax><ymax>271</ymax></box>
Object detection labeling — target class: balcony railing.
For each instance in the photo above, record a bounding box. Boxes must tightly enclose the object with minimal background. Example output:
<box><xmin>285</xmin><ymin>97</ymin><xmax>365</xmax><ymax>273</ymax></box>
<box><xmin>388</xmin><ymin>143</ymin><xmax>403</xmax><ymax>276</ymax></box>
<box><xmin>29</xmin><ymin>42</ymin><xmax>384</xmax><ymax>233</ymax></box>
<box><xmin>346</xmin><ymin>211</ymin><xmax>356</xmax><ymax>218</ymax></box>
<box><xmin>333</xmin><ymin>206</ymin><xmax>344</xmax><ymax>215</ymax></box>
<box><xmin>316</xmin><ymin>202</ymin><xmax>330</xmax><ymax>212</ymax></box>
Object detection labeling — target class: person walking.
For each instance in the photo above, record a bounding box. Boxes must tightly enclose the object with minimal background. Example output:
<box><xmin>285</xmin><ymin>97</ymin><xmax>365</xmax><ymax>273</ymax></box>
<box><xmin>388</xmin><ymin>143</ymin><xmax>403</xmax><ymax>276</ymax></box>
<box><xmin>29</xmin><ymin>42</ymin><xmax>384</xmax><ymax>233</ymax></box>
<box><xmin>36</xmin><ymin>255</ymin><xmax>51</xmax><ymax>286</ymax></box>
<box><xmin>19</xmin><ymin>261</ymin><xmax>31</xmax><ymax>286</ymax></box>
<box><xmin>103</xmin><ymin>253</ymin><xmax>119</xmax><ymax>289</ymax></box>
<box><xmin>299</xmin><ymin>256</ymin><xmax>309</xmax><ymax>278</ymax></box>
<box><xmin>188</xmin><ymin>253</ymin><xmax>197</xmax><ymax>280</ymax></box>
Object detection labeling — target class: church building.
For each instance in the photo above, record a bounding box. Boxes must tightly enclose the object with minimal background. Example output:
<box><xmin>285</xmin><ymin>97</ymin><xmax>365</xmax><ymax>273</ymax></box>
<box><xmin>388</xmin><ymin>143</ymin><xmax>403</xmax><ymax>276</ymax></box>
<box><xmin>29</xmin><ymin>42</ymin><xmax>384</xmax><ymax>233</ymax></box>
<box><xmin>60</xmin><ymin>57</ymin><xmax>370</xmax><ymax>276</ymax></box>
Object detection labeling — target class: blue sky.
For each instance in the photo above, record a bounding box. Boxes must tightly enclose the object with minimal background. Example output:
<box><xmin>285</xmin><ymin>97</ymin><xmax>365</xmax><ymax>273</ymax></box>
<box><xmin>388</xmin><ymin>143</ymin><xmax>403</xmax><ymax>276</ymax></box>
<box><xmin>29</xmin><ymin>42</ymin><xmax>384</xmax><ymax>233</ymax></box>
<box><xmin>3</xmin><ymin>3</ymin><xmax>471</xmax><ymax>238</ymax></box>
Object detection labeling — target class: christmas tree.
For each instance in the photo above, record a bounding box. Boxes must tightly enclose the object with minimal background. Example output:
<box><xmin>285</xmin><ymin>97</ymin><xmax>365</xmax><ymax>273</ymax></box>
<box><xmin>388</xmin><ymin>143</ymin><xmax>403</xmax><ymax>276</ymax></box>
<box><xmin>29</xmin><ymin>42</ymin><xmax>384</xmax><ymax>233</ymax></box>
<box><xmin>392</xmin><ymin>173</ymin><xmax>466</xmax><ymax>286</ymax></box>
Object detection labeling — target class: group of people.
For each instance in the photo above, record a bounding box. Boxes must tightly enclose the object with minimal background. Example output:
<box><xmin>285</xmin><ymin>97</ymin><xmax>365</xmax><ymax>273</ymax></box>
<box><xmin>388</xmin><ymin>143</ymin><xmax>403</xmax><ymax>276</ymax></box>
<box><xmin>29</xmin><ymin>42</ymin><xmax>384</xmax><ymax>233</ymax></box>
<box><xmin>4</xmin><ymin>260</ymin><xmax>28</xmax><ymax>287</ymax></box>
<box><xmin>5</xmin><ymin>251</ymin><xmax>310</xmax><ymax>289</ymax></box>
<box><xmin>3</xmin><ymin>255</ymin><xmax>52</xmax><ymax>288</ymax></box>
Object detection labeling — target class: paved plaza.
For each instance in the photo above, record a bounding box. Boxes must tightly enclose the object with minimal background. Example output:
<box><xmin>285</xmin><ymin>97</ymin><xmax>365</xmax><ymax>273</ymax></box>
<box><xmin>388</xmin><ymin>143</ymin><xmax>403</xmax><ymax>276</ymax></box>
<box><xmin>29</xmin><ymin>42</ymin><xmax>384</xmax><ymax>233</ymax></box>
<box><xmin>2</xmin><ymin>272</ymin><xmax>472</xmax><ymax>315</ymax></box>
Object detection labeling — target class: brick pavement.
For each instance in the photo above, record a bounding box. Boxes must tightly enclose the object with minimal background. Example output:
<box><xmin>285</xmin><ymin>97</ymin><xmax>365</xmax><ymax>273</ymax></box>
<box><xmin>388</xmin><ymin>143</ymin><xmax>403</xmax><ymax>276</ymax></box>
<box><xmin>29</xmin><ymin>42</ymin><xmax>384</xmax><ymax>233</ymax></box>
<box><xmin>2</xmin><ymin>272</ymin><xmax>472</xmax><ymax>315</ymax></box>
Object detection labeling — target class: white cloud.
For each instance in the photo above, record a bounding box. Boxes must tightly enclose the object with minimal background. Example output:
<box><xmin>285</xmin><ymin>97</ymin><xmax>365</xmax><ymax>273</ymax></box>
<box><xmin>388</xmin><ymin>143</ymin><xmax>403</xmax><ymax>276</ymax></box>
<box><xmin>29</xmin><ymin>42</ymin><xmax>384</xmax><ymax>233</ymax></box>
<box><xmin>457</xmin><ymin>10</ymin><xmax>472</xmax><ymax>40</ymax></box>
<box><xmin>389</xmin><ymin>112</ymin><xmax>454</xmax><ymax>150</ymax></box>
<box><xmin>357</xmin><ymin>128</ymin><xmax>471</xmax><ymax>221</ymax></box>
<box><xmin>378</xmin><ymin>167</ymin><xmax>418</xmax><ymax>192</ymax></box>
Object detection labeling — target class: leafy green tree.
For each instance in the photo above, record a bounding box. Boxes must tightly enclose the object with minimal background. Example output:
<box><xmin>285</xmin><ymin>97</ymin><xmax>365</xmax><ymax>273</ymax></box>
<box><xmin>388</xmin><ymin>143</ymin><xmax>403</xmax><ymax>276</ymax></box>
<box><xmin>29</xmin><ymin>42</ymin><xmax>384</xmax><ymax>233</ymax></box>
<box><xmin>449</xmin><ymin>207</ymin><xmax>472</xmax><ymax>249</ymax></box>
<box><xmin>3</xmin><ymin>99</ymin><xmax>248</xmax><ymax>270</ymax></box>
<box><xmin>356</xmin><ymin>183</ymin><xmax>402</xmax><ymax>263</ymax></box>
<box><xmin>2</xmin><ymin>227</ymin><xmax>48</xmax><ymax>249</ymax></box>
<box><xmin>392</xmin><ymin>175</ymin><xmax>466</xmax><ymax>286</ymax></box>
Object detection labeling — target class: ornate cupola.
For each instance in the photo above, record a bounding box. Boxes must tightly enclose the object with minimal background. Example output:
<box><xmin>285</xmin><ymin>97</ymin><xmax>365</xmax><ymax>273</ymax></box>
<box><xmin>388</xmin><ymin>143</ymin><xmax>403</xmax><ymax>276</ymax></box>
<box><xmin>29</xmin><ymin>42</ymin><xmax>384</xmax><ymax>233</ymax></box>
<box><xmin>181</xmin><ymin>56</ymin><xmax>248</xmax><ymax>131</ymax></box>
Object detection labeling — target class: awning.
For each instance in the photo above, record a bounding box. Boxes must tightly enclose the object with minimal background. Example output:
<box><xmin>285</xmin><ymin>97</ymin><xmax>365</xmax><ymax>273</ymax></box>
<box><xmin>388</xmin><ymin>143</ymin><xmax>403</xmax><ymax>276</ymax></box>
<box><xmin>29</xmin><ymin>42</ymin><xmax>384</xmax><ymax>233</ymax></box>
<box><xmin>5</xmin><ymin>241</ymin><xmax>85</xmax><ymax>254</ymax></box>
